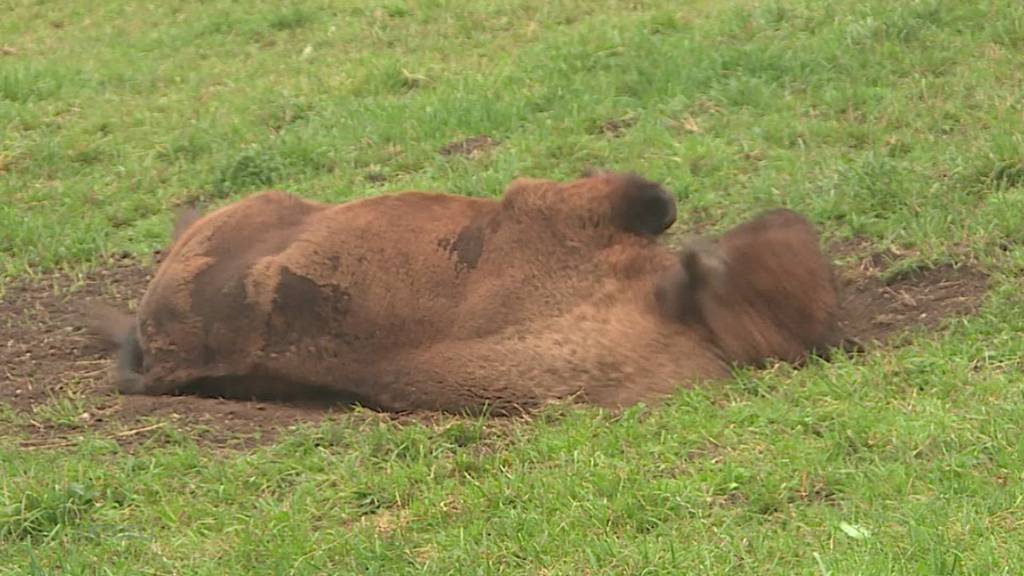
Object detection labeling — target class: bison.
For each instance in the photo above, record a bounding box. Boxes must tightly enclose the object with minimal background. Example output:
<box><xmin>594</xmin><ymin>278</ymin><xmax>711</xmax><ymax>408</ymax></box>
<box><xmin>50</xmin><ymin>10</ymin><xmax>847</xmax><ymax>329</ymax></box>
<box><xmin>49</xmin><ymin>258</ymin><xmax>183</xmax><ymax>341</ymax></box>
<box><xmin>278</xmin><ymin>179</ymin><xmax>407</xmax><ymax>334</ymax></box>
<box><xmin>85</xmin><ymin>171</ymin><xmax>846</xmax><ymax>414</ymax></box>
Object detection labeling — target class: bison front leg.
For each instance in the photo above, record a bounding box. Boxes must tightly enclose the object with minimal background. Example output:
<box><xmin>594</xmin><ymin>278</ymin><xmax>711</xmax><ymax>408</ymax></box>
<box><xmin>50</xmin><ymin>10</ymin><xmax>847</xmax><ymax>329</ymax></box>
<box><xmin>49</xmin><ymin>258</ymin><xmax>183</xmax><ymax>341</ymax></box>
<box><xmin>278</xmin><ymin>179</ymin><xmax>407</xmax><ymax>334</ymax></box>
<box><xmin>502</xmin><ymin>171</ymin><xmax>678</xmax><ymax>239</ymax></box>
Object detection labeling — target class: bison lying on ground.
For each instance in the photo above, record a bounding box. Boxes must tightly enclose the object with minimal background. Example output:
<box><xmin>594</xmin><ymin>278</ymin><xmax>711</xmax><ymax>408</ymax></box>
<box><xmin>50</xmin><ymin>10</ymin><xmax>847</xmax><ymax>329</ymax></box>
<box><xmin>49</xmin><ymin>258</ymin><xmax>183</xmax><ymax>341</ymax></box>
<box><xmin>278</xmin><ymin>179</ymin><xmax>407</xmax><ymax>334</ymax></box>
<box><xmin>87</xmin><ymin>172</ymin><xmax>846</xmax><ymax>414</ymax></box>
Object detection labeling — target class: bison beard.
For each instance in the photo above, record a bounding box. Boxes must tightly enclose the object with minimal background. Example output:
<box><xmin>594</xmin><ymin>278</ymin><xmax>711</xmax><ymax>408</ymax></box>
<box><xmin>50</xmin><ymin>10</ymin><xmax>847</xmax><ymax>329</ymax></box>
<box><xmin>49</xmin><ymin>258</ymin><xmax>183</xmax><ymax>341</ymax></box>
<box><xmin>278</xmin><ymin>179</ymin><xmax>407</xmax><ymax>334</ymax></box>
<box><xmin>82</xmin><ymin>172</ymin><xmax>844</xmax><ymax>414</ymax></box>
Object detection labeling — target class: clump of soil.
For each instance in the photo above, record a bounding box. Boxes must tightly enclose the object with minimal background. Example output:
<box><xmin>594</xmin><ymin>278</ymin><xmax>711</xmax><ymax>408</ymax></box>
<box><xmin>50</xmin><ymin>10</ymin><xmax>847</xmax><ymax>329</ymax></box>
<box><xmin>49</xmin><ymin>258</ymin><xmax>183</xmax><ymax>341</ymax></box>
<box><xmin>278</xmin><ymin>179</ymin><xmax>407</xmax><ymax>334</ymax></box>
<box><xmin>0</xmin><ymin>239</ymin><xmax>988</xmax><ymax>448</ymax></box>
<box><xmin>439</xmin><ymin>135</ymin><xmax>499</xmax><ymax>158</ymax></box>
<box><xmin>595</xmin><ymin>116</ymin><xmax>638</xmax><ymax>137</ymax></box>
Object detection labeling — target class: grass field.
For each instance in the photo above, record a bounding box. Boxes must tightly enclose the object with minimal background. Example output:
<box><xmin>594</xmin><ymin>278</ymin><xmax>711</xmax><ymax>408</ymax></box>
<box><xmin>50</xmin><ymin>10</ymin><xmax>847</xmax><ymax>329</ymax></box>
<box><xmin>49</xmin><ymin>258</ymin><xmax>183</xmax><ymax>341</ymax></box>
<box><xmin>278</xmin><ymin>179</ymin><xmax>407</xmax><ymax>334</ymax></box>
<box><xmin>3</xmin><ymin>0</ymin><xmax>1024</xmax><ymax>573</ymax></box>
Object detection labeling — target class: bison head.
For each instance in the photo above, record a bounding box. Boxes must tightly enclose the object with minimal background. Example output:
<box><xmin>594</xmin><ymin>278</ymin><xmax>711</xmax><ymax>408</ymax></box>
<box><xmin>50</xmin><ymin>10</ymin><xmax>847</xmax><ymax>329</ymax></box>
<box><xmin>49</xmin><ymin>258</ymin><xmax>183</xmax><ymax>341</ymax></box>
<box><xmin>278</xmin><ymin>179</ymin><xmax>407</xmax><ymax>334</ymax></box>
<box><xmin>657</xmin><ymin>209</ymin><xmax>842</xmax><ymax>367</ymax></box>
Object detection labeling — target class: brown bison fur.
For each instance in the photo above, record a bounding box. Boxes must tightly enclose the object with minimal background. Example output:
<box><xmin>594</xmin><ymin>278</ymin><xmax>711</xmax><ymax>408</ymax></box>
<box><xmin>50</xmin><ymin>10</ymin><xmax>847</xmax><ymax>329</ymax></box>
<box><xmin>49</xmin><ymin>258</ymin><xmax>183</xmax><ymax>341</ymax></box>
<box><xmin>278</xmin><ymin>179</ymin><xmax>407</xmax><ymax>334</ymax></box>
<box><xmin>84</xmin><ymin>172</ymin><xmax>845</xmax><ymax>414</ymax></box>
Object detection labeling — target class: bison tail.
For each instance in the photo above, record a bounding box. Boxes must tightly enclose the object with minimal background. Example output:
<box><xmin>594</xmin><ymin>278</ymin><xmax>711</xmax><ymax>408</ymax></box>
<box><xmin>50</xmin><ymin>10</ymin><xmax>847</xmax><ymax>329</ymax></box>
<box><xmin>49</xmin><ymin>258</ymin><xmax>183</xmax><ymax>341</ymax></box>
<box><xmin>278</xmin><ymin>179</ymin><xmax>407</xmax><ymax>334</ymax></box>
<box><xmin>80</xmin><ymin>301</ymin><xmax>147</xmax><ymax>394</ymax></box>
<box><xmin>172</xmin><ymin>205</ymin><xmax>203</xmax><ymax>244</ymax></box>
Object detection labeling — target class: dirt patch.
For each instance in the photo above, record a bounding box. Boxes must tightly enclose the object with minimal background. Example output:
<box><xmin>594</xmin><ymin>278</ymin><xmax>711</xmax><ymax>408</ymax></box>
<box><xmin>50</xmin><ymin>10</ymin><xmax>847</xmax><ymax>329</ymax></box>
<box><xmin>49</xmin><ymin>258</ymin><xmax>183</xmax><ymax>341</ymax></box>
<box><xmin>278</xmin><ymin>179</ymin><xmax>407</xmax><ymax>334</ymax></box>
<box><xmin>839</xmin><ymin>263</ymin><xmax>986</xmax><ymax>344</ymax></box>
<box><xmin>439</xmin><ymin>135</ymin><xmax>499</xmax><ymax>158</ymax></box>
<box><xmin>0</xmin><ymin>239</ymin><xmax>988</xmax><ymax>448</ymax></box>
<box><xmin>829</xmin><ymin>241</ymin><xmax>988</xmax><ymax>346</ymax></box>
<box><xmin>0</xmin><ymin>257</ymin><xmax>336</xmax><ymax>448</ymax></box>
<box><xmin>595</xmin><ymin>116</ymin><xmax>638</xmax><ymax>137</ymax></box>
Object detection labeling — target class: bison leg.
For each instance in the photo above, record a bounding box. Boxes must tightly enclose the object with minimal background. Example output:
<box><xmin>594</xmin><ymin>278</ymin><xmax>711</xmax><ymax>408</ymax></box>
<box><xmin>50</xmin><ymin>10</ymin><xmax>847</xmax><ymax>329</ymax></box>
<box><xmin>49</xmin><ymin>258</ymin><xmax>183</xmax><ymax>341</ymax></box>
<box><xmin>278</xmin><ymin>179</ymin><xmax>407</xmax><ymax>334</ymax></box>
<box><xmin>504</xmin><ymin>172</ymin><xmax>678</xmax><ymax>238</ymax></box>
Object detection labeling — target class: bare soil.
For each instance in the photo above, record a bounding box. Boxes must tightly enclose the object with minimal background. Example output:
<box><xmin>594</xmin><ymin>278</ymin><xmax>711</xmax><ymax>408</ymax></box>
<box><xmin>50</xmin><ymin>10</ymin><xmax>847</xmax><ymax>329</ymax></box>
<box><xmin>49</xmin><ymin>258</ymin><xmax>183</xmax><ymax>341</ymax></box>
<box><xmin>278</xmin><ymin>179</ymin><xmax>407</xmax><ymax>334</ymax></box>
<box><xmin>0</xmin><ymin>240</ymin><xmax>988</xmax><ymax>448</ymax></box>
<box><xmin>830</xmin><ymin>242</ymin><xmax>988</xmax><ymax>346</ymax></box>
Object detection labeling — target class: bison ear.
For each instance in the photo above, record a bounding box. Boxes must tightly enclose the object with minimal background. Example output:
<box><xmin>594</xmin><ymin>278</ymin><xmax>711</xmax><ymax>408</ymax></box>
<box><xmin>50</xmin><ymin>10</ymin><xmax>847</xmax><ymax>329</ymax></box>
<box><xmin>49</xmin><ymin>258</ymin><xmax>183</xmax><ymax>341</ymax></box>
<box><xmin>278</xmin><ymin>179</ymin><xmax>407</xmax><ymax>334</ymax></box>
<box><xmin>612</xmin><ymin>174</ymin><xmax>677</xmax><ymax>236</ymax></box>
<box><xmin>680</xmin><ymin>237</ymin><xmax>726</xmax><ymax>289</ymax></box>
<box><xmin>654</xmin><ymin>236</ymin><xmax>726</xmax><ymax>323</ymax></box>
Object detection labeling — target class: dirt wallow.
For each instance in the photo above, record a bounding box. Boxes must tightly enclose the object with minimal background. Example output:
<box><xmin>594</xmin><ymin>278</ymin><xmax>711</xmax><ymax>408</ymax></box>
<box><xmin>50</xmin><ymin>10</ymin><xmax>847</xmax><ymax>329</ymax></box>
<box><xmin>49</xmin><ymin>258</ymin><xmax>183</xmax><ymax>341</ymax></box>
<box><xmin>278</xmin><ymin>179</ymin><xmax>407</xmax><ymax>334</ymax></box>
<box><xmin>1</xmin><ymin>174</ymin><xmax>988</xmax><ymax>447</ymax></box>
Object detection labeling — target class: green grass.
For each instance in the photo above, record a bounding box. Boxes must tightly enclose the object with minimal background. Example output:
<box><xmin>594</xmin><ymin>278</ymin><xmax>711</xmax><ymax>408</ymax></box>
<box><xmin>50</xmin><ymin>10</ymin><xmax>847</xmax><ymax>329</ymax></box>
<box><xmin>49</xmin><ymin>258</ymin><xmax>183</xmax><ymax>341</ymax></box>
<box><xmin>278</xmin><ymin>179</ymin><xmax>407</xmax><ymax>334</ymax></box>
<box><xmin>4</xmin><ymin>0</ymin><xmax>1024</xmax><ymax>572</ymax></box>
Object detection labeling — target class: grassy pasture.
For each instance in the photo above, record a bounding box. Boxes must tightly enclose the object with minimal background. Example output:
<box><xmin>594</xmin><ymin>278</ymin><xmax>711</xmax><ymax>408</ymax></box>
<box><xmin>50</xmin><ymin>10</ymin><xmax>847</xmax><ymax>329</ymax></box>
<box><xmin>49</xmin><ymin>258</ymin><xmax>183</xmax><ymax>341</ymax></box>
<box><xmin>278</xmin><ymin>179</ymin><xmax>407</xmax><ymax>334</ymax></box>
<box><xmin>3</xmin><ymin>0</ymin><xmax>1024</xmax><ymax>573</ymax></box>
